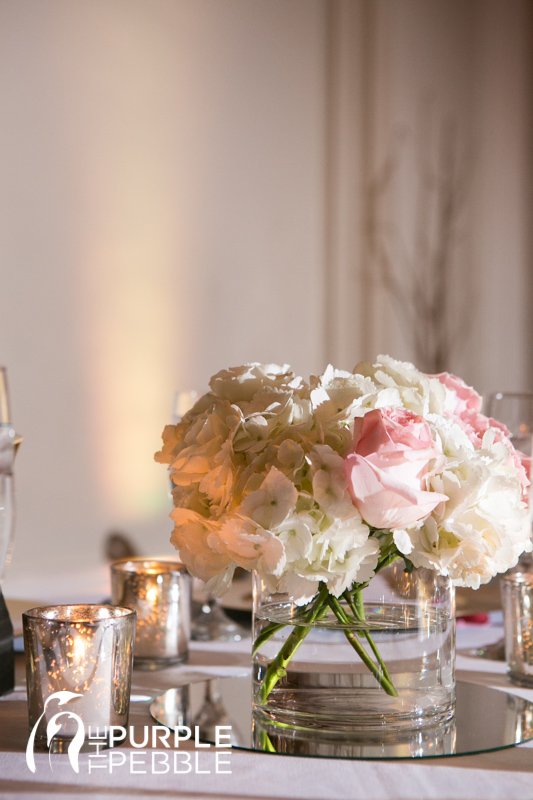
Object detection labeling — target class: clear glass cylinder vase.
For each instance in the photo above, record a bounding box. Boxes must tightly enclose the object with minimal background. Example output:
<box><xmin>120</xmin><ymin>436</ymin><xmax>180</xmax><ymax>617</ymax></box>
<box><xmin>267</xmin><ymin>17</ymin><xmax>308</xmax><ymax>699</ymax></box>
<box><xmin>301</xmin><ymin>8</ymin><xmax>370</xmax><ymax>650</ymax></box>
<box><xmin>252</xmin><ymin>561</ymin><xmax>455</xmax><ymax>734</ymax></box>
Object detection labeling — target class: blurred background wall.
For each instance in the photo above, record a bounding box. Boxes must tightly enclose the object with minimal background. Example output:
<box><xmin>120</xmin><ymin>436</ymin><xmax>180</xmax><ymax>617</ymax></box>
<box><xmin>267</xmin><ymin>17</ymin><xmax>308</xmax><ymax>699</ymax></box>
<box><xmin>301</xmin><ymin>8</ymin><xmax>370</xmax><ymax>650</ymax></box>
<box><xmin>0</xmin><ymin>0</ymin><xmax>531</xmax><ymax>592</ymax></box>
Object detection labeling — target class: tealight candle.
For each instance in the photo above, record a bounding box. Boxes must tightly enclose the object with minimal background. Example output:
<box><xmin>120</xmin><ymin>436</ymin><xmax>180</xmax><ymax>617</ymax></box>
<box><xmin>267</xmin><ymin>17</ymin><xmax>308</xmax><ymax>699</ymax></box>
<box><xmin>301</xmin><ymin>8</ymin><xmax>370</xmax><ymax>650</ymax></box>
<box><xmin>502</xmin><ymin>573</ymin><xmax>533</xmax><ymax>687</ymax></box>
<box><xmin>111</xmin><ymin>559</ymin><xmax>191</xmax><ymax>670</ymax></box>
<box><xmin>23</xmin><ymin>605</ymin><xmax>136</xmax><ymax>753</ymax></box>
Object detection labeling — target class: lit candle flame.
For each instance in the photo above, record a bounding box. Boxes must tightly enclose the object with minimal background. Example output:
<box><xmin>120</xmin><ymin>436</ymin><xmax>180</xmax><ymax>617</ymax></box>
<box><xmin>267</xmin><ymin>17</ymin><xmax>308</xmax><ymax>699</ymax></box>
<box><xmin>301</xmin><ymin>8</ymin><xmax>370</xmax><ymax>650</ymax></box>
<box><xmin>146</xmin><ymin>587</ymin><xmax>158</xmax><ymax>605</ymax></box>
<box><xmin>73</xmin><ymin>635</ymin><xmax>86</xmax><ymax>667</ymax></box>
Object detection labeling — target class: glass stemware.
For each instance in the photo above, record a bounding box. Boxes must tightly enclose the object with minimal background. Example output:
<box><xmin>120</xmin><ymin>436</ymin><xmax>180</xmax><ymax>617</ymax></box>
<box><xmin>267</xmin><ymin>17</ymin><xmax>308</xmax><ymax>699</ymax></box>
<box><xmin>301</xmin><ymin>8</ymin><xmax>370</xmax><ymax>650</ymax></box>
<box><xmin>470</xmin><ymin>391</ymin><xmax>533</xmax><ymax>660</ymax></box>
<box><xmin>0</xmin><ymin>367</ymin><xmax>16</xmax><ymax>696</ymax></box>
<box><xmin>0</xmin><ymin>368</ymin><xmax>15</xmax><ymax>582</ymax></box>
<box><xmin>192</xmin><ymin>679</ymin><xmax>242</xmax><ymax>745</ymax></box>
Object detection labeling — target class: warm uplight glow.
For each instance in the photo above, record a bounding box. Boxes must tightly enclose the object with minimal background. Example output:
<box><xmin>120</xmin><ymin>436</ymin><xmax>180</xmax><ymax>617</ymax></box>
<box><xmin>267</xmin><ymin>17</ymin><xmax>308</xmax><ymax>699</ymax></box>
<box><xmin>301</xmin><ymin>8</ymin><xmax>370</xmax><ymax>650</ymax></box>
<box><xmin>76</xmin><ymin>13</ymin><xmax>186</xmax><ymax>519</ymax></box>
<box><xmin>80</xmin><ymin>221</ymin><xmax>178</xmax><ymax>517</ymax></box>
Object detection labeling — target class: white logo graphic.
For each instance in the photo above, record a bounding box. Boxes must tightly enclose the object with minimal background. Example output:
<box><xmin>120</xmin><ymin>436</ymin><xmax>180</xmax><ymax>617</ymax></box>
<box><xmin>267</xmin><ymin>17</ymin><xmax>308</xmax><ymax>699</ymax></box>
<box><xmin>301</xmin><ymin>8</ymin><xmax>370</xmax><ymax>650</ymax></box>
<box><xmin>26</xmin><ymin>691</ymin><xmax>85</xmax><ymax>773</ymax></box>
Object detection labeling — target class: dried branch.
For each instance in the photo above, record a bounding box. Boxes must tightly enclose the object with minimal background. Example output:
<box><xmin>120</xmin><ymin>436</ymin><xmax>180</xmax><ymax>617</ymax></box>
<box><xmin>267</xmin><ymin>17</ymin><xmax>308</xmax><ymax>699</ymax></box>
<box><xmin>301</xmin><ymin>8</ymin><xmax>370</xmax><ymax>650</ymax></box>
<box><xmin>366</xmin><ymin>107</ymin><xmax>473</xmax><ymax>374</ymax></box>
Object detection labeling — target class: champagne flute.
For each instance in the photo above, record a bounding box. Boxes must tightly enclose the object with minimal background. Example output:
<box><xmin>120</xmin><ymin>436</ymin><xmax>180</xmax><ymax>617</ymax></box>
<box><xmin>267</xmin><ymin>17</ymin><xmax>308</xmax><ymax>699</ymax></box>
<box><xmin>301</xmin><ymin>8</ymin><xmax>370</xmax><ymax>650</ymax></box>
<box><xmin>0</xmin><ymin>368</ymin><xmax>15</xmax><ymax>581</ymax></box>
<box><xmin>470</xmin><ymin>391</ymin><xmax>533</xmax><ymax>659</ymax></box>
<box><xmin>0</xmin><ymin>367</ymin><xmax>16</xmax><ymax>696</ymax></box>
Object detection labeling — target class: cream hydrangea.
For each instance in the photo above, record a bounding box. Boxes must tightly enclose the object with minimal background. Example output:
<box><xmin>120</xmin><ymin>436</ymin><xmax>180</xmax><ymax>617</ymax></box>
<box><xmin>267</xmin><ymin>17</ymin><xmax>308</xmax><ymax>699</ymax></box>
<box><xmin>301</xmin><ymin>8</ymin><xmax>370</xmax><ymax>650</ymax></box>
<box><xmin>156</xmin><ymin>357</ymin><xmax>531</xmax><ymax>602</ymax></box>
<box><xmin>393</xmin><ymin>416</ymin><xmax>531</xmax><ymax>587</ymax></box>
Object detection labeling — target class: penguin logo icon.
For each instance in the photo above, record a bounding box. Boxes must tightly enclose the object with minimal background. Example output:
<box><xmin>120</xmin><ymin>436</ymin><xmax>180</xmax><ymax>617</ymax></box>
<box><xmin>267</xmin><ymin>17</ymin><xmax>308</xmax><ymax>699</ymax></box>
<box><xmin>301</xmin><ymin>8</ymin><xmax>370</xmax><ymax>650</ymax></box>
<box><xmin>26</xmin><ymin>691</ymin><xmax>85</xmax><ymax>773</ymax></box>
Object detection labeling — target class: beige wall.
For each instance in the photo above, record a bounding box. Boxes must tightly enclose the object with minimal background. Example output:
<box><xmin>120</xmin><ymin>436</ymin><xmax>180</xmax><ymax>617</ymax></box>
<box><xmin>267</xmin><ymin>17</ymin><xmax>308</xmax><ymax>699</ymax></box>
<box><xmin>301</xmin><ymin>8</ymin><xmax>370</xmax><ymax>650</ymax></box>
<box><xmin>0</xmin><ymin>0</ymin><xmax>531</xmax><ymax>590</ymax></box>
<box><xmin>0</xmin><ymin>0</ymin><xmax>328</xmax><ymax>586</ymax></box>
<box><xmin>328</xmin><ymin>0</ymin><xmax>533</xmax><ymax>392</ymax></box>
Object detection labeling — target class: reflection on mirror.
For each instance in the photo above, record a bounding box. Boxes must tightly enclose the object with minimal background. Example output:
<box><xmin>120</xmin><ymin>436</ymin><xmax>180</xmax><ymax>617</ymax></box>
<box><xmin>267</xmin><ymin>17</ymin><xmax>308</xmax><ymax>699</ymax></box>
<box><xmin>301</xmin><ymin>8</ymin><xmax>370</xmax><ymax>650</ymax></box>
<box><xmin>150</xmin><ymin>676</ymin><xmax>533</xmax><ymax>760</ymax></box>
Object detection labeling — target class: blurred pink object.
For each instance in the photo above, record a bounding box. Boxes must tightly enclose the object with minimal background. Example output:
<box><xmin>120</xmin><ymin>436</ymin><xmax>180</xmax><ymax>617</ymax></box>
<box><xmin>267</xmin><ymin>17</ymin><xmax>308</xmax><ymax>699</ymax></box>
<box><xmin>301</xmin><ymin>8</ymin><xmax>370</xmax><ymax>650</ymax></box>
<box><xmin>456</xmin><ymin>613</ymin><xmax>490</xmax><ymax>626</ymax></box>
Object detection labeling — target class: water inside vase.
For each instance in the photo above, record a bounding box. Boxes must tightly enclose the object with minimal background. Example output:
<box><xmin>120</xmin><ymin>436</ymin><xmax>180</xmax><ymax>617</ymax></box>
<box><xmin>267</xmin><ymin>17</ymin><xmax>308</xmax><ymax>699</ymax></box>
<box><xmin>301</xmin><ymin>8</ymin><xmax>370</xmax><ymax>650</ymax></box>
<box><xmin>253</xmin><ymin>601</ymin><xmax>455</xmax><ymax>733</ymax></box>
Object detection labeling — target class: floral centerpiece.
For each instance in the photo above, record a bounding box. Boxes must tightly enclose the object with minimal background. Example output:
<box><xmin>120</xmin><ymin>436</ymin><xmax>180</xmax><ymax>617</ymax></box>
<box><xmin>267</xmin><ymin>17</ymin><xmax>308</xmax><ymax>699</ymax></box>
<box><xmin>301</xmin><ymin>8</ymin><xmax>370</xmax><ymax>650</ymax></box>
<box><xmin>155</xmin><ymin>356</ymin><xmax>531</xmax><ymax>729</ymax></box>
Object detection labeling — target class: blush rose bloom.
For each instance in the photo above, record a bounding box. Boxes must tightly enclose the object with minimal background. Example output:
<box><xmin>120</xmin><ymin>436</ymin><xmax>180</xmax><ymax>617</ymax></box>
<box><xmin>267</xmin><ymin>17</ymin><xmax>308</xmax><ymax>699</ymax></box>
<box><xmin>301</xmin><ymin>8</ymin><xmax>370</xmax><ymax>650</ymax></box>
<box><xmin>433</xmin><ymin>372</ymin><xmax>506</xmax><ymax>442</ymax></box>
<box><xmin>434</xmin><ymin>372</ymin><xmax>530</xmax><ymax>501</ymax></box>
<box><xmin>343</xmin><ymin>408</ymin><xmax>448</xmax><ymax>529</ymax></box>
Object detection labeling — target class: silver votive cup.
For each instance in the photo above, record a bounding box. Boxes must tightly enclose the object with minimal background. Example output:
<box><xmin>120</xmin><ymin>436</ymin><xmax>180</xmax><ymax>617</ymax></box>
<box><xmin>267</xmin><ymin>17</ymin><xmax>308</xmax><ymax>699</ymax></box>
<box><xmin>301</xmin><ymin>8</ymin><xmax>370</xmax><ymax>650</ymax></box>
<box><xmin>111</xmin><ymin>559</ymin><xmax>191</xmax><ymax>670</ymax></box>
<box><xmin>502</xmin><ymin>572</ymin><xmax>533</xmax><ymax>687</ymax></box>
<box><xmin>23</xmin><ymin>605</ymin><xmax>136</xmax><ymax>753</ymax></box>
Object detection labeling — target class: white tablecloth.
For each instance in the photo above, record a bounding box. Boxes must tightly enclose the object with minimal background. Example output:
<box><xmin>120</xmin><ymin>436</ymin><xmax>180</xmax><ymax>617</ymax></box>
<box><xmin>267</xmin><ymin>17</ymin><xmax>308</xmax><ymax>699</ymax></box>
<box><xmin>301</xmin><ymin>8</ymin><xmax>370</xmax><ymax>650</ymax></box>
<box><xmin>2</xmin><ymin>622</ymin><xmax>533</xmax><ymax>800</ymax></box>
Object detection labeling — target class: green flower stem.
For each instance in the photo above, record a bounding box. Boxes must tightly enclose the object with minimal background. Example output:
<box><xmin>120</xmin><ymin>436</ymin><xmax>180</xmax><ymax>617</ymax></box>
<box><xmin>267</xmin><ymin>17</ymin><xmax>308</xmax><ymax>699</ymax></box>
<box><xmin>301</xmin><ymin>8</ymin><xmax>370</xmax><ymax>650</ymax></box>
<box><xmin>255</xmin><ymin>551</ymin><xmax>407</xmax><ymax>704</ymax></box>
<box><xmin>252</xmin><ymin>622</ymin><xmax>286</xmax><ymax>658</ymax></box>
<box><xmin>376</xmin><ymin>549</ymin><xmax>401</xmax><ymax>573</ymax></box>
<box><xmin>342</xmin><ymin>589</ymin><xmax>396</xmax><ymax>693</ymax></box>
<box><xmin>256</xmin><ymin>584</ymin><xmax>330</xmax><ymax>703</ymax></box>
<box><xmin>327</xmin><ymin>596</ymin><xmax>398</xmax><ymax>697</ymax></box>
<box><xmin>354</xmin><ymin>590</ymin><xmax>364</xmax><ymax>618</ymax></box>
<box><xmin>341</xmin><ymin>550</ymin><xmax>400</xmax><ymax>612</ymax></box>
<box><xmin>259</xmin><ymin>730</ymin><xmax>277</xmax><ymax>753</ymax></box>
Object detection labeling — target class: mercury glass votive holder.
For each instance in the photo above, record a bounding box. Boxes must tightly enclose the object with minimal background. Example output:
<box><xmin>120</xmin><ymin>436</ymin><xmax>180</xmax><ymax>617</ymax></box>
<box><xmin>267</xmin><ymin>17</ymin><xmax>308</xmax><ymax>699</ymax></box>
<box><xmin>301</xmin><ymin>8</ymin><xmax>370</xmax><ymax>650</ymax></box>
<box><xmin>23</xmin><ymin>605</ymin><xmax>136</xmax><ymax>753</ymax></box>
<box><xmin>502</xmin><ymin>573</ymin><xmax>533</xmax><ymax>687</ymax></box>
<box><xmin>111</xmin><ymin>559</ymin><xmax>191</xmax><ymax>670</ymax></box>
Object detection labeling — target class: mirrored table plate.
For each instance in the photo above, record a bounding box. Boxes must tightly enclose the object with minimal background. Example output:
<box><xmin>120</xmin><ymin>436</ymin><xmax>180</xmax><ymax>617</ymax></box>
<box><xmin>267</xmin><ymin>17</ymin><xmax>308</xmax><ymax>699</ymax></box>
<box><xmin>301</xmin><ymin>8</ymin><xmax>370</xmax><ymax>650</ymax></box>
<box><xmin>150</xmin><ymin>676</ymin><xmax>533</xmax><ymax>760</ymax></box>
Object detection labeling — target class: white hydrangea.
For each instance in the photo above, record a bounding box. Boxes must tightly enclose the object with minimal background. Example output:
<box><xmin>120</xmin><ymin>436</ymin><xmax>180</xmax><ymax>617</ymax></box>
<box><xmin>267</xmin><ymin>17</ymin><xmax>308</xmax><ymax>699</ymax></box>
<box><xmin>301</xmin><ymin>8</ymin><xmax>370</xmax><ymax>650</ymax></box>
<box><xmin>393</xmin><ymin>416</ymin><xmax>531</xmax><ymax>587</ymax></box>
<box><xmin>157</xmin><ymin>357</ymin><xmax>531</xmax><ymax>599</ymax></box>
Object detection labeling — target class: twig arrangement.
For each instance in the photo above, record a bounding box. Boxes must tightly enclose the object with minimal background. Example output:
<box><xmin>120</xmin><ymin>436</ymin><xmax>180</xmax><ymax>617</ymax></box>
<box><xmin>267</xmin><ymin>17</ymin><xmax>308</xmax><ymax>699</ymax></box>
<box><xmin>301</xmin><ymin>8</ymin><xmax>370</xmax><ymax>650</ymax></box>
<box><xmin>366</xmin><ymin>108</ymin><xmax>473</xmax><ymax>374</ymax></box>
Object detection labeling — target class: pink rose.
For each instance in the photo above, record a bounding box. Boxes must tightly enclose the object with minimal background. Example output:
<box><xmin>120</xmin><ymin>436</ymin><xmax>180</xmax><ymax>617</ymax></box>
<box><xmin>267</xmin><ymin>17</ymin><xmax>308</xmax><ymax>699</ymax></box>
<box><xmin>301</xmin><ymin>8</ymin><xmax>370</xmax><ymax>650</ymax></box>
<box><xmin>433</xmin><ymin>372</ymin><xmax>483</xmax><ymax>417</ymax></box>
<box><xmin>433</xmin><ymin>370</ymin><xmax>511</xmax><ymax>442</ymax></box>
<box><xmin>344</xmin><ymin>408</ymin><xmax>448</xmax><ymax>529</ymax></box>
<box><xmin>433</xmin><ymin>371</ymin><xmax>504</xmax><ymax>441</ymax></box>
<box><xmin>434</xmin><ymin>372</ymin><xmax>530</xmax><ymax>500</ymax></box>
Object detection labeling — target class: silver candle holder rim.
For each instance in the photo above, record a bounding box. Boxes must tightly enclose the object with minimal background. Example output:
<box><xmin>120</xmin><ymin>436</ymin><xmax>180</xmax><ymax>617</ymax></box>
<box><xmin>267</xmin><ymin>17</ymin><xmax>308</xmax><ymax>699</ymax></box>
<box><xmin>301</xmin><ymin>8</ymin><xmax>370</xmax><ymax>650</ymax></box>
<box><xmin>501</xmin><ymin>572</ymin><xmax>533</xmax><ymax>588</ymax></box>
<box><xmin>110</xmin><ymin>558</ymin><xmax>189</xmax><ymax>575</ymax></box>
<box><xmin>23</xmin><ymin>604</ymin><xmax>136</xmax><ymax>624</ymax></box>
